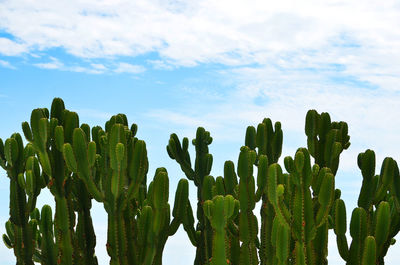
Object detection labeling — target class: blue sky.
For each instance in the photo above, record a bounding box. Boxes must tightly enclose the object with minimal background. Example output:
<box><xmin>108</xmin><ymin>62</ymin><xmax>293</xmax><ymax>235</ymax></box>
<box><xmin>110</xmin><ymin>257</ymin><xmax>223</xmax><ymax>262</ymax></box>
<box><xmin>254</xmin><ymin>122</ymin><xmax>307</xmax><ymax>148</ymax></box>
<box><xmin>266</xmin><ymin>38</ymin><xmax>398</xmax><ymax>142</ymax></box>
<box><xmin>1</xmin><ymin>0</ymin><xmax>400</xmax><ymax>264</ymax></box>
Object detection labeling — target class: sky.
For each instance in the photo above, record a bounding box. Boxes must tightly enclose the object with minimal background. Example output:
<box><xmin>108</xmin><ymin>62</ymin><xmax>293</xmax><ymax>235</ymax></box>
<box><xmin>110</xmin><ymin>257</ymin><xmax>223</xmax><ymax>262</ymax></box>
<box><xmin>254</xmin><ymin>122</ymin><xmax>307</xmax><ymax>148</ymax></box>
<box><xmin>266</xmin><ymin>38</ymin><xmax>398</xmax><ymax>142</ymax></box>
<box><xmin>0</xmin><ymin>0</ymin><xmax>400</xmax><ymax>264</ymax></box>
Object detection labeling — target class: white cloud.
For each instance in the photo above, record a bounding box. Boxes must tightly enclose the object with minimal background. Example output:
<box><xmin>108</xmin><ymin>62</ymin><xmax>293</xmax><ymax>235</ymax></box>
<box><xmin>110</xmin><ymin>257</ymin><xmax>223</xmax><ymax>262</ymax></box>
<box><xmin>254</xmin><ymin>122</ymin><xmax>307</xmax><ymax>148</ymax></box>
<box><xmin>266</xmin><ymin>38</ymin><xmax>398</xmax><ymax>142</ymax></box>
<box><xmin>147</xmin><ymin>59</ymin><xmax>174</xmax><ymax>70</ymax></box>
<box><xmin>0</xmin><ymin>1</ymin><xmax>398</xmax><ymax>67</ymax></box>
<box><xmin>113</xmin><ymin>62</ymin><xmax>145</xmax><ymax>74</ymax></box>
<box><xmin>34</xmin><ymin>56</ymin><xmax>64</xmax><ymax>69</ymax></box>
<box><xmin>1</xmin><ymin>0</ymin><xmax>399</xmax><ymax>88</ymax></box>
<box><xmin>0</xmin><ymin>38</ymin><xmax>28</xmax><ymax>56</ymax></box>
<box><xmin>33</xmin><ymin>57</ymin><xmax>109</xmax><ymax>74</ymax></box>
<box><xmin>147</xmin><ymin>62</ymin><xmax>400</xmax><ymax>174</ymax></box>
<box><xmin>91</xmin><ymin>63</ymin><xmax>107</xmax><ymax>70</ymax></box>
<box><xmin>0</xmin><ymin>59</ymin><xmax>15</xmax><ymax>69</ymax></box>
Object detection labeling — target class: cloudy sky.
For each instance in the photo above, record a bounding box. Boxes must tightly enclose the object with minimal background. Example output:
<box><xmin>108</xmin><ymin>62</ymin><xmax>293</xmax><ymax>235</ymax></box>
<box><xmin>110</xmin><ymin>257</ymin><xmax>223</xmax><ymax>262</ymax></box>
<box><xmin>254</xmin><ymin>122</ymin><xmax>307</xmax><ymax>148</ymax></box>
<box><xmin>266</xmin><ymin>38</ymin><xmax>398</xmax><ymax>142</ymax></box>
<box><xmin>1</xmin><ymin>0</ymin><xmax>400</xmax><ymax>264</ymax></box>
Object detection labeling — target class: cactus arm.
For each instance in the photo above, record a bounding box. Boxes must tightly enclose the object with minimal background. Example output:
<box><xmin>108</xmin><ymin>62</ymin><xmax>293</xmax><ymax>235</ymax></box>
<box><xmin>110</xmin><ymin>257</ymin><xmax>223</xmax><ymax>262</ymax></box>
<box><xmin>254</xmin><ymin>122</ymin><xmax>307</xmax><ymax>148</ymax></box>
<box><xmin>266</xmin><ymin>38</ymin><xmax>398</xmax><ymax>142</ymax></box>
<box><xmin>357</xmin><ymin>150</ymin><xmax>376</xmax><ymax>210</ymax></box>
<box><xmin>374</xmin><ymin>201</ymin><xmax>391</xmax><ymax>256</ymax></box>
<box><xmin>204</xmin><ymin>195</ymin><xmax>236</xmax><ymax>265</ymax></box>
<box><xmin>237</xmin><ymin>146</ymin><xmax>259</xmax><ymax>265</ymax></box>
<box><xmin>65</xmin><ymin>130</ymin><xmax>104</xmax><ymax>202</ymax></box>
<box><xmin>74</xmin><ymin>178</ymin><xmax>98</xmax><ymax>265</ymax></box>
<box><xmin>362</xmin><ymin>236</ymin><xmax>376</xmax><ymax>265</ymax></box>
<box><xmin>40</xmin><ymin>205</ymin><xmax>57</xmax><ymax>265</ymax></box>
<box><xmin>124</xmin><ymin>140</ymin><xmax>148</xmax><ymax>205</ymax></box>
<box><xmin>333</xmin><ymin>199</ymin><xmax>349</xmax><ymax>260</ymax></box>
<box><xmin>347</xmin><ymin>207</ymin><xmax>368</xmax><ymax>265</ymax></box>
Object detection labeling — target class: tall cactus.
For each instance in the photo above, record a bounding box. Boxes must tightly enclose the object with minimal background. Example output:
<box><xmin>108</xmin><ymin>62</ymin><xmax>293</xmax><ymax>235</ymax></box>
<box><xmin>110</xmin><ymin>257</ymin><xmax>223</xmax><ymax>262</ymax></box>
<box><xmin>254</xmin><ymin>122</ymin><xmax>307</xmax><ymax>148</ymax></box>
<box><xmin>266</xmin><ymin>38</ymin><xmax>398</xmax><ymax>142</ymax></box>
<box><xmin>237</xmin><ymin>146</ymin><xmax>259</xmax><ymax>265</ymax></box>
<box><xmin>244</xmin><ymin>118</ymin><xmax>282</xmax><ymax>265</ymax></box>
<box><xmin>203</xmin><ymin>195</ymin><xmax>238</xmax><ymax>265</ymax></box>
<box><xmin>66</xmin><ymin>112</ymin><xmax>186</xmax><ymax>265</ymax></box>
<box><xmin>279</xmin><ymin>148</ymin><xmax>335</xmax><ymax>265</ymax></box>
<box><xmin>1</xmin><ymin>134</ymin><xmax>44</xmax><ymax>265</ymax></box>
<box><xmin>22</xmin><ymin>98</ymin><xmax>98</xmax><ymax>264</ymax></box>
<box><xmin>334</xmin><ymin>149</ymin><xmax>400</xmax><ymax>265</ymax></box>
<box><xmin>305</xmin><ymin>110</ymin><xmax>350</xmax><ymax>175</ymax></box>
<box><xmin>167</xmin><ymin>127</ymin><xmax>214</xmax><ymax>265</ymax></box>
<box><xmin>304</xmin><ymin>110</ymin><xmax>350</xmax><ymax>265</ymax></box>
<box><xmin>4</xmin><ymin>98</ymin><xmax>400</xmax><ymax>265</ymax></box>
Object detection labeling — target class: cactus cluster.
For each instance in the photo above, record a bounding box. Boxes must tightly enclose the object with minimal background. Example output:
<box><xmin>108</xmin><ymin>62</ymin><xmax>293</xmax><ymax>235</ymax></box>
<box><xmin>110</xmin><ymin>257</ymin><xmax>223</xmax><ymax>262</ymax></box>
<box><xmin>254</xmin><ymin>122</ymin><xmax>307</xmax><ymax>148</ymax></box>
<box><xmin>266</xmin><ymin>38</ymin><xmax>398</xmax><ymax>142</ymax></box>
<box><xmin>2</xmin><ymin>98</ymin><xmax>189</xmax><ymax>265</ymax></box>
<box><xmin>333</xmin><ymin>150</ymin><xmax>400</xmax><ymax>265</ymax></box>
<box><xmin>2</xmin><ymin>98</ymin><xmax>400</xmax><ymax>265</ymax></box>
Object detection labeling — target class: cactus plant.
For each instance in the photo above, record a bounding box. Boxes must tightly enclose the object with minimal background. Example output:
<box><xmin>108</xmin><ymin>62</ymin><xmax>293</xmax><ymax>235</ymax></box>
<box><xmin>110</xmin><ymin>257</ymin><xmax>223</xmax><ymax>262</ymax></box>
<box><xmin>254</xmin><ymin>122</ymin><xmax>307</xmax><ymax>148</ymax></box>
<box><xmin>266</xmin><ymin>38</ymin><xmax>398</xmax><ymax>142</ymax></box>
<box><xmin>21</xmin><ymin>98</ymin><xmax>98</xmax><ymax>265</ymax></box>
<box><xmin>167</xmin><ymin>127</ymin><xmax>214</xmax><ymax>265</ymax></box>
<box><xmin>203</xmin><ymin>195</ymin><xmax>238</xmax><ymax>265</ymax></box>
<box><xmin>3</xmin><ymin>98</ymin><xmax>400</xmax><ymax>265</ymax></box>
<box><xmin>333</xmin><ymin>149</ymin><xmax>400</xmax><ymax>265</ymax></box>
<box><xmin>1</xmin><ymin>134</ymin><xmax>43</xmax><ymax>265</ymax></box>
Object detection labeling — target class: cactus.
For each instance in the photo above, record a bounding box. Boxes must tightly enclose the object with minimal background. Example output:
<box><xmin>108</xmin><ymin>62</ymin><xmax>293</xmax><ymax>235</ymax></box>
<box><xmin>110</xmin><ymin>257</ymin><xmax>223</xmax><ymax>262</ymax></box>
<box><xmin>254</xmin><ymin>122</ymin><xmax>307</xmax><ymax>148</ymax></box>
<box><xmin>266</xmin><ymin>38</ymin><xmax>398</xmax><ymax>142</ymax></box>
<box><xmin>1</xmin><ymin>134</ymin><xmax>40</xmax><ymax>265</ymax></box>
<box><xmin>4</xmin><ymin>98</ymin><xmax>400</xmax><ymax>265</ymax></box>
<box><xmin>67</xmin><ymin>111</ymin><xmax>186</xmax><ymax>265</ymax></box>
<box><xmin>40</xmin><ymin>205</ymin><xmax>55</xmax><ymax>264</ymax></box>
<box><xmin>22</xmin><ymin>98</ymin><xmax>98</xmax><ymax>265</ymax></box>
<box><xmin>305</xmin><ymin>110</ymin><xmax>350</xmax><ymax>175</ymax></box>
<box><xmin>167</xmin><ymin>127</ymin><xmax>214</xmax><ymax>265</ymax></box>
<box><xmin>237</xmin><ymin>146</ymin><xmax>259</xmax><ymax>265</ymax></box>
<box><xmin>304</xmin><ymin>110</ymin><xmax>350</xmax><ymax>265</ymax></box>
<box><xmin>2</xmin><ymin>98</ymin><xmax>188</xmax><ymax>265</ymax></box>
<box><xmin>281</xmin><ymin>148</ymin><xmax>335</xmax><ymax>265</ymax></box>
<box><xmin>334</xmin><ymin>149</ymin><xmax>400</xmax><ymax>265</ymax></box>
<box><xmin>203</xmin><ymin>195</ymin><xmax>238</xmax><ymax>265</ymax></box>
<box><xmin>244</xmin><ymin>118</ymin><xmax>283</xmax><ymax>265</ymax></box>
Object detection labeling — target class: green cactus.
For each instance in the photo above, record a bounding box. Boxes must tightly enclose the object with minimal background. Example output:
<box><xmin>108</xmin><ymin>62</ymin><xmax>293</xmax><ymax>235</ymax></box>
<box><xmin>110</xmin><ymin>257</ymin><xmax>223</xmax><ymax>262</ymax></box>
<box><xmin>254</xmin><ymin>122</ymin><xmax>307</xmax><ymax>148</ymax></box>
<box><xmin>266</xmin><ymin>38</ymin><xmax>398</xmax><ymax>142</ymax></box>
<box><xmin>305</xmin><ymin>110</ymin><xmax>350</xmax><ymax>175</ymax></box>
<box><xmin>167</xmin><ymin>127</ymin><xmax>214</xmax><ymax>265</ymax></box>
<box><xmin>333</xmin><ymin>149</ymin><xmax>400</xmax><ymax>265</ymax></box>
<box><xmin>237</xmin><ymin>146</ymin><xmax>259</xmax><ymax>265</ymax></box>
<box><xmin>4</xmin><ymin>98</ymin><xmax>400</xmax><ymax>265</ymax></box>
<box><xmin>0</xmin><ymin>133</ymin><xmax>43</xmax><ymax>265</ymax></box>
<box><xmin>203</xmin><ymin>195</ymin><xmax>238</xmax><ymax>265</ymax></box>
<box><xmin>22</xmin><ymin>98</ymin><xmax>98</xmax><ymax>265</ymax></box>
<box><xmin>39</xmin><ymin>205</ymin><xmax>57</xmax><ymax>265</ymax></box>
<box><xmin>304</xmin><ymin>110</ymin><xmax>350</xmax><ymax>265</ymax></box>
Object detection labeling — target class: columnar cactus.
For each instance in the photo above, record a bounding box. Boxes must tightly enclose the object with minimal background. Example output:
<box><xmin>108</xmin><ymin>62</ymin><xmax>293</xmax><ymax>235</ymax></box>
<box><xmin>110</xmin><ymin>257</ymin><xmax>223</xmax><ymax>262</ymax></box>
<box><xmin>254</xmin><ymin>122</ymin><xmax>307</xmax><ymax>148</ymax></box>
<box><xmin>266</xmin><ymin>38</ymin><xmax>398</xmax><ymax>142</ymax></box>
<box><xmin>203</xmin><ymin>195</ymin><xmax>238</xmax><ymax>265</ymax></box>
<box><xmin>22</xmin><ymin>98</ymin><xmax>98</xmax><ymax>264</ymax></box>
<box><xmin>3</xmin><ymin>98</ymin><xmax>188</xmax><ymax>265</ymax></box>
<box><xmin>304</xmin><ymin>110</ymin><xmax>350</xmax><ymax>265</ymax></box>
<box><xmin>334</xmin><ymin>149</ymin><xmax>400</xmax><ymax>265</ymax></box>
<box><xmin>4</xmin><ymin>98</ymin><xmax>400</xmax><ymax>265</ymax></box>
<box><xmin>1</xmin><ymin>134</ymin><xmax>43</xmax><ymax>265</ymax></box>
<box><xmin>280</xmin><ymin>148</ymin><xmax>335</xmax><ymax>265</ymax></box>
<box><xmin>65</xmin><ymin>113</ymin><xmax>182</xmax><ymax>265</ymax></box>
<box><xmin>167</xmin><ymin>127</ymin><xmax>214</xmax><ymax>265</ymax></box>
<box><xmin>244</xmin><ymin>118</ymin><xmax>282</xmax><ymax>265</ymax></box>
<box><xmin>305</xmin><ymin>110</ymin><xmax>350</xmax><ymax>175</ymax></box>
<box><xmin>237</xmin><ymin>146</ymin><xmax>259</xmax><ymax>265</ymax></box>
<box><xmin>38</xmin><ymin>205</ymin><xmax>57</xmax><ymax>265</ymax></box>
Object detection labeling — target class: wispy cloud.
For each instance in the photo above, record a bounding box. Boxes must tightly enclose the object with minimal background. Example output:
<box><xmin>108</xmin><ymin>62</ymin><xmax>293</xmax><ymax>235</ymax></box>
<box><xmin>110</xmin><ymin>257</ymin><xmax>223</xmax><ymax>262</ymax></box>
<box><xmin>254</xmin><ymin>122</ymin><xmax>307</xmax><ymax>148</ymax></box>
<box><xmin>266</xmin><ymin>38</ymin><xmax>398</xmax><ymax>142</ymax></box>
<box><xmin>34</xmin><ymin>57</ymin><xmax>64</xmax><ymax>69</ymax></box>
<box><xmin>0</xmin><ymin>59</ymin><xmax>15</xmax><ymax>69</ymax></box>
<box><xmin>147</xmin><ymin>61</ymin><xmax>400</xmax><ymax>175</ymax></box>
<box><xmin>0</xmin><ymin>38</ymin><xmax>28</xmax><ymax>56</ymax></box>
<box><xmin>0</xmin><ymin>0</ymin><xmax>399</xmax><ymax>70</ymax></box>
<box><xmin>114</xmin><ymin>62</ymin><xmax>145</xmax><ymax>74</ymax></box>
<box><xmin>32</xmin><ymin>57</ymin><xmax>145</xmax><ymax>74</ymax></box>
<box><xmin>147</xmin><ymin>59</ymin><xmax>174</xmax><ymax>70</ymax></box>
